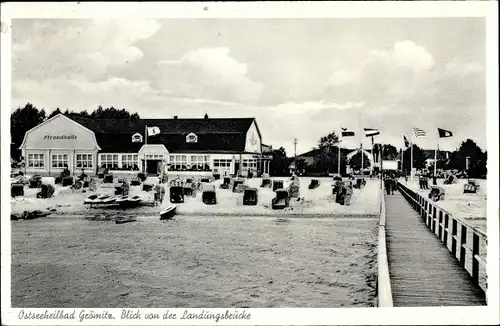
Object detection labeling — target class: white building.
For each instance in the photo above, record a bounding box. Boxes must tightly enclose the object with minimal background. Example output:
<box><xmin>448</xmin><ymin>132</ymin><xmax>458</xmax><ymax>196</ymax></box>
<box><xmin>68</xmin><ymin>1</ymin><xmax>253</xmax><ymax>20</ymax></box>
<box><xmin>20</xmin><ymin>114</ymin><xmax>272</xmax><ymax>177</ymax></box>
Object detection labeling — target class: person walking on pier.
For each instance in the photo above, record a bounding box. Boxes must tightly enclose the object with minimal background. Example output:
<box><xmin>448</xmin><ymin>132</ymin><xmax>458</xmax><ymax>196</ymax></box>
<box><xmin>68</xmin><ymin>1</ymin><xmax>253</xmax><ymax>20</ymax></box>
<box><xmin>390</xmin><ymin>173</ymin><xmax>396</xmax><ymax>195</ymax></box>
<box><xmin>384</xmin><ymin>173</ymin><xmax>394</xmax><ymax>195</ymax></box>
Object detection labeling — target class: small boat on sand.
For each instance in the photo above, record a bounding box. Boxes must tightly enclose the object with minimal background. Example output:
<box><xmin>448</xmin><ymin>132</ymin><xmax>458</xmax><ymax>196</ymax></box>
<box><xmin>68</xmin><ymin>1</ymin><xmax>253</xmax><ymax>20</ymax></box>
<box><xmin>84</xmin><ymin>194</ymin><xmax>100</xmax><ymax>205</ymax></box>
<box><xmin>115</xmin><ymin>216</ymin><xmax>137</xmax><ymax>224</ymax></box>
<box><xmin>160</xmin><ymin>204</ymin><xmax>177</xmax><ymax>220</ymax></box>
<box><xmin>115</xmin><ymin>195</ymin><xmax>130</xmax><ymax>203</ymax></box>
<box><xmin>117</xmin><ymin>195</ymin><xmax>143</xmax><ymax>208</ymax></box>
<box><xmin>84</xmin><ymin>194</ymin><xmax>118</xmax><ymax>208</ymax></box>
<box><xmin>127</xmin><ymin>195</ymin><xmax>142</xmax><ymax>203</ymax></box>
<box><xmin>97</xmin><ymin>194</ymin><xmax>117</xmax><ymax>204</ymax></box>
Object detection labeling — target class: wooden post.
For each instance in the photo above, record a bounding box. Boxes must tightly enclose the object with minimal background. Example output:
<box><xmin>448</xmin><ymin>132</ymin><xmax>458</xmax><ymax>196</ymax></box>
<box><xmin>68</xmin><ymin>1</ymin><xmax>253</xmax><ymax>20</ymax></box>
<box><xmin>424</xmin><ymin>201</ymin><xmax>427</xmax><ymax>221</ymax></box>
<box><xmin>472</xmin><ymin>233</ymin><xmax>479</xmax><ymax>284</ymax></box>
<box><xmin>427</xmin><ymin>204</ymin><xmax>432</xmax><ymax>227</ymax></box>
<box><xmin>460</xmin><ymin>225</ymin><xmax>467</xmax><ymax>268</ymax></box>
<box><xmin>444</xmin><ymin>214</ymin><xmax>449</xmax><ymax>247</ymax></box>
<box><xmin>432</xmin><ymin>206</ymin><xmax>437</xmax><ymax>234</ymax></box>
<box><xmin>451</xmin><ymin>219</ymin><xmax>457</xmax><ymax>258</ymax></box>
<box><xmin>438</xmin><ymin>210</ymin><xmax>443</xmax><ymax>240</ymax></box>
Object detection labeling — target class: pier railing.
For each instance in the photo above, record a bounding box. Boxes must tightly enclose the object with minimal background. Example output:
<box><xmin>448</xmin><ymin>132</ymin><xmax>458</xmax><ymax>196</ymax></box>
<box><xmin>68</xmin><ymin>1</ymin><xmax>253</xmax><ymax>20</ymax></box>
<box><xmin>377</xmin><ymin>179</ymin><xmax>393</xmax><ymax>307</ymax></box>
<box><xmin>397</xmin><ymin>181</ymin><xmax>488</xmax><ymax>294</ymax></box>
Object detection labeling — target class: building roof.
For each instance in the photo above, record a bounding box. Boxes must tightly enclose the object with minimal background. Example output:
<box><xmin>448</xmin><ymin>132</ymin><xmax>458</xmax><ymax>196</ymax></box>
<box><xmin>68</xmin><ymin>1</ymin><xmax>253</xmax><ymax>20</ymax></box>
<box><xmin>71</xmin><ymin>116</ymin><xmax>257</xmax><ymax>153</ymax></box>
<box><xmin>298</xmin><ymin>147</ymin><xmax>372</xmax><ymax>158</ymax></box>
<box><xmin>261</xmin><ymin>143</ymin><xmax>273</xmax><ymax>153</ymax></box>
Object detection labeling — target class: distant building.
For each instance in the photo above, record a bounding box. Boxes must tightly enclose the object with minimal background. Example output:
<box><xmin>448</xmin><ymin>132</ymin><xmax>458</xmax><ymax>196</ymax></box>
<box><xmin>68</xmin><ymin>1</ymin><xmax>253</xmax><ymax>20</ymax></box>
<box><xmin>421</xmin><ymin>150</ymin><xmax>452</xmax><ymax>167</ymax></box>
<box><xmin>19</xmin><ymin>113</ymin><xmax>272</xmax><ymax>176</ymax></box>
<box><xmin>289</xmin><ymin>147</ymin><xmax>375</xmax><ymax>175</ymax></box>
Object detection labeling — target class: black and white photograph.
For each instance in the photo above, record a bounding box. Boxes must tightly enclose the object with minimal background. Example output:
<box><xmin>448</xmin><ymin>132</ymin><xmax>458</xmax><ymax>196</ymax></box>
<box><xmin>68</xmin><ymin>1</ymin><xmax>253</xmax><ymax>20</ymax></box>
<box><xmin>1</xmin><ymin>2</ymin><xmax>499</xmax><ymax>325</ymax></box>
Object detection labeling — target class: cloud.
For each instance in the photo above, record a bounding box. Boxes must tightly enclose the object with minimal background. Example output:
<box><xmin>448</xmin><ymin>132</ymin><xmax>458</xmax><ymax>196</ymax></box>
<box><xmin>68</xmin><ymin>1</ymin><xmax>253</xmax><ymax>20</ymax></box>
<box><xmin>12</xmin><ymin>77</ymin><xmax>162</xmax><ymax>114</ymax></box>
<box><xmin>327</xmin><ymin>40</ymin><xmax>436</xmax><ymax>100</ymax></box>
<box><xmin>370</xmin><ymin>40</ymin><xmax>435</xmax><ymax>71</ymax></box>
<box><xmin>13</xmin><ymin>19</ymin><xmax>160</xmax><ymax>81</ymax></box>
<box><xmin>322</xmin><ymin>40</ymin><xmax>486</xmax><ymax>151</ymax></box>
<box><xmin>11</xmin><ymin>20</ymin><xmax>486</xmax><ymax>155</ymax></box>
<box><xmin>156</xmin><ymin>47</ymin><xmax>264</xmax><ymax>104</ymax></box>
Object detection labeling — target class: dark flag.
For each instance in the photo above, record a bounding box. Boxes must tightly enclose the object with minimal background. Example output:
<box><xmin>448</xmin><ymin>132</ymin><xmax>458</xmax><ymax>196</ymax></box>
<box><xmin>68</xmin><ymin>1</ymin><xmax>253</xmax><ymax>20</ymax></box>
<box><xmin>438</xmin><ymin>128</ymin><xmax>453</xmax><ymax>138</ymax></box>
<box><xmin>402</xmin><ymin>134</ymin><xmax>410</xmax><ymax>148</ymax></box>
<box><xmin>341</xmin><ymin>127</ymin><xmax>355</xmax><ymax>137</ymax></box>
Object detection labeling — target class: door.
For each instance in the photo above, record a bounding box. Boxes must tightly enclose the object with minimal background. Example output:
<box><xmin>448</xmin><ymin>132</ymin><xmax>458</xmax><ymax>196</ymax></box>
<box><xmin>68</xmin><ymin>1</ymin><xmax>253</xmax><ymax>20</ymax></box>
<box><xmin>147</xmin><ymin>160</ymin><xmax>160</xmax><ymax>175</ymax></box>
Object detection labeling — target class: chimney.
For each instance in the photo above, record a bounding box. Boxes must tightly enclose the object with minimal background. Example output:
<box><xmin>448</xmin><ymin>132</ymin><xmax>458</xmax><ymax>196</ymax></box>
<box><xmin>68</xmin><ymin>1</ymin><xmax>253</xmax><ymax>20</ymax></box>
<box><xmin>174</xmin><ymin>115</ymin><xmax>178</xmax><ymax>120</ymax></box>
<box><xmin>204</xmin><ymin>113</ymin><xmax>209</xmax><ymax>119</ymax></box>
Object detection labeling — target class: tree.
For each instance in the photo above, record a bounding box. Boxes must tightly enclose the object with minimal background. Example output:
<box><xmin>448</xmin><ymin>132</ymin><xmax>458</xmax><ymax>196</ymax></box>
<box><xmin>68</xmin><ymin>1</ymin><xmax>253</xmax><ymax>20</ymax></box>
<box><xmin>270</xmin><ymin>147</ymin><xmax>290</xmax><ymax>176</ymax></box>
<box><xmin>450</xmin><ymin>139</ymin><xmax>486</xmax><ymax>178</ymax></box>
<box><xmin>47</xmin><ymin>105</ymin><xmax>141</xmax><ymax>121</ymax></box>
<box><xmin>47</xmin><ymin>108</ymin><xmax>62</xmax><ymax>119</ymax></box>
<box><xmin>312</xmin><ymin>131</ymin><xmax>342</xmax><ymax>174</ymax></box>
<box><xmin>381</xmin><ymin>144</ymin><xmax>399</xmax><ymax>160</ymax></box>
<box><xmin>318</xmin><ymin>131</ymin><xmax>340</xmax><ymax>149</ymax></box>
<box><xmin>10</xmin><ymin>103</ymin><xmax>47</xmax><ymax>160</ymax></box>
<box><xmin>89</xmin><ymin>106</ymin><xmax>140</xmax><ymax>120</ymax></box>
<box><xmin>349</xmin><ymin>150</ymin><xmax>371</xmax><ymax>171</ymax></box>
<box><xmin>401</xmin><ymin>144</ymin><xmax>427</xmax><ymax>172</ymax></box>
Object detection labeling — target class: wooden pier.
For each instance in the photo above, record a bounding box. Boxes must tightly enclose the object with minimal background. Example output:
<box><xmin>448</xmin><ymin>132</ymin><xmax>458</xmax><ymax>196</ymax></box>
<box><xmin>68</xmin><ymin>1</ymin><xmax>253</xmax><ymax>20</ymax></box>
<box><xmin>383</xmin><ymin>186</ymin><xmax>487</xmax><ymax>306</ymax></box>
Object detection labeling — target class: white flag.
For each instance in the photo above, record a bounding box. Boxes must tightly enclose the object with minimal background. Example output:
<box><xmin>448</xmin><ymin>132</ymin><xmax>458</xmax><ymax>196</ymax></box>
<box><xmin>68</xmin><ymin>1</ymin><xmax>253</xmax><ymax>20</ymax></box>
<box><xmin>413</xmin><ymin>127</ymin><xmax>426</xmax><ymax>138</ymax></box>
<box><xmin>147</xmin><ymin>126</ymin><xmax>160</xmax><ymax>136</ymax></box>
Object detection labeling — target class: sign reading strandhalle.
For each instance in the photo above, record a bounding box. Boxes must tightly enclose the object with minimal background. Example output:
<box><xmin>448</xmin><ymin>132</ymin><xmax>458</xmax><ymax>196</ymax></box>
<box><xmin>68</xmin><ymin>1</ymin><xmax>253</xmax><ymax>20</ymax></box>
<box><xmin>44</xmin><ymin>135</ymin><xmax>78</xmax><ymax>140</ymax></box>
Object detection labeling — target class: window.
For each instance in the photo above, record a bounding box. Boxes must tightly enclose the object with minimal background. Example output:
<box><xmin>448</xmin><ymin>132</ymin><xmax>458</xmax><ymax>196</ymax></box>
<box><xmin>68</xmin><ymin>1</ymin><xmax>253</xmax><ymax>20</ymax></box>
<box><xmin>243</xmin><ymin>159</ymin><xmax>258</xmax><ymax>171</ymax></box>
<box><xmin>169</xmin><ymin>155</ymin><xmax>187</xmax><ymax>171</ymax></box>
<box><xmin>27</xmin><ymin>153</ymin><xmax>44</xmax><ymax>168</ymax></box>
<box><xmin>186</xmin><ymin>133</ymin><xmax>198</xmax><ymax>143</ymax></box>
<box><xmin>213</xmin><ymin>159</ymin><xmax>232</xmax><ymax>173</ymax></box>
<box><xmin>190</xmin><ymin>155</ymin><xmax>210</xmax><ymax>171</ymax></box>
<box><xmin>131</xmin><ymin>133</ymin><xmax>143</xmax><ymax>143</ymax></box>
<box><xmin>122</xmin><ymin>154</ymin><xmax>139</xmax><ymax>170</ymax></box>
<box><xmin>100</xmin><ymin>154</ymin><xmax>119</xmax><ymax>169</ymax></box>
<box><xmin>76</xmin><ymin>154</ymin><xmax>93</xmax><ymax>168</ymax></box>
<box><xmin>146</xmin><ymin>154</ymin><xmax>163</xmax><ymax>160</ymax></box>
<box><xmin>51</xmin><ymin>154</ymin><xmax>69</xmax><ymax>168</ymax></box>
<box><xmin>213</xmin><ymin>159</ymin><xmax>232</xmax><ymax>168</ymax></box>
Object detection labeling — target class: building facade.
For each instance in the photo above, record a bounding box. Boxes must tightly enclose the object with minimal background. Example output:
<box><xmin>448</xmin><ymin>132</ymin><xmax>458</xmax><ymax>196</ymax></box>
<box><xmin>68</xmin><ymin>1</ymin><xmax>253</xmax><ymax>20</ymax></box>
<box><xmin>20</xmin><ymin>114</ymin><xmax>271</xmax><ymax>177</ymax></box>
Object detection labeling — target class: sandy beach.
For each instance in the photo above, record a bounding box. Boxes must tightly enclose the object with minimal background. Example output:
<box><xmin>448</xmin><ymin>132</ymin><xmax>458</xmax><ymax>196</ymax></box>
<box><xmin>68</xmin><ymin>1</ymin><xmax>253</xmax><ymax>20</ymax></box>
<box><xmin>11</xmin><ymin>177</ymin><xmax>381</xmax><ymax>217</ymax></box>
<box><xmin>11</xmin><ymin>215</ymin><xmax>378</xmax><ymax>308</ymax></box>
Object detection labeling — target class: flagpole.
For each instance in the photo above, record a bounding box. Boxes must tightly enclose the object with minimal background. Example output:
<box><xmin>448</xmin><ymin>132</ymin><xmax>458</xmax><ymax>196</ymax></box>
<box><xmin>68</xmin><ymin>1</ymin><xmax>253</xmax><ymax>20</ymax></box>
<box><xmin>338</xmin><ymin>133</ymin><xmax>341</xmax><ymax>176</ymax></box>
<box><xmin>144</xmin><ymin>124</ymin><xmax>147</xmax><ymax>174</ymax></box>
<box><xmin>411</xmin><ymin>127</ymin><xmax>414</xmax><ymax>181</ymax></box>
<box><xmin>401</xmin><ymin>147</ymin><xmax>404</xmax><ymax>176</ymax></box>
<box><xmin>358</xmin><ymin>113</ymin><xmax>363</xmax><ymax>177</ymax></box>
<box><xmin>434</xmin><ymin>129</ymin><xmax>438</xmax><ymax>177</ymax></box>
<box><xmin>371</xmin><ymin>136</ymin><xmax>375</xmax><ymax>176</ymax></box>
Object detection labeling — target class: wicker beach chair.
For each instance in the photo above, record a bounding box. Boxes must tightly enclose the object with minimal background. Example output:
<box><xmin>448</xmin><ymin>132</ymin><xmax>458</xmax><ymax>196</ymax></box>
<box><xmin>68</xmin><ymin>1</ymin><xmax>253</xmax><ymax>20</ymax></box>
<box><xmin>202</xmin><ymin>184</ymin><xmax>217</xmax><ymax>205</ymax></box>
<box><xmin>170</xmin><ymin>186</ymin><xmax>184</xmax><ymax>203</ymax></box>
<box><xmin>243</xmin><ymin>188</ymin><xmax>258</xmax><ymax>205</ymax></box>
<box><xmin>261</xmin><ymin>178</ymin><xmax>271</xmax><ymax>188</ymax></box>
<box><xmin>272</xmin><ymin>180</ymin><xmax>284</xmax><ymax>192</ymax></box>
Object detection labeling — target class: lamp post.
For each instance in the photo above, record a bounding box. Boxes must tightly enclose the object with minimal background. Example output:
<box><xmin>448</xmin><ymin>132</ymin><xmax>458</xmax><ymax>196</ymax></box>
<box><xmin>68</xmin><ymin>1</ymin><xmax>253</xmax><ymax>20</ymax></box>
<box><xmin>466</xmin><ymin>156</ymin><xmax>471</xmax><ymax>181</ymax></box>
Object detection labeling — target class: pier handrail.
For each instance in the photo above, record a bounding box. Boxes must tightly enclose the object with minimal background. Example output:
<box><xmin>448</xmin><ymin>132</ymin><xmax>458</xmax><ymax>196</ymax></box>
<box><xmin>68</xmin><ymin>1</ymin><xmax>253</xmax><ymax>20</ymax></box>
<box><xmin>397</xmin><ymin>181</ymin><xmax>487</xmax><ymax>294</ymax></box>
<box><xmin>377</xmin><ymin>178</ymin><xmax>393</xmax><ymax>307</ymax></box>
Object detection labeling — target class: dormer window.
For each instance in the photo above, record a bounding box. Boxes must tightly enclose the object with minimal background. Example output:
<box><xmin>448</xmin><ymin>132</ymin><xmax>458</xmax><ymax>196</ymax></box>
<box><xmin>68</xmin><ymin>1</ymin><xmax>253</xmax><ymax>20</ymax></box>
<box><xmin>186</xmin><ymin>133</ymin><xmax>198</xmax><ymax>143</ymax></box>
<box><xmin>132</xmin><ymin>133</ymin><xmax>143</xmax><ymax>143</ymax></box>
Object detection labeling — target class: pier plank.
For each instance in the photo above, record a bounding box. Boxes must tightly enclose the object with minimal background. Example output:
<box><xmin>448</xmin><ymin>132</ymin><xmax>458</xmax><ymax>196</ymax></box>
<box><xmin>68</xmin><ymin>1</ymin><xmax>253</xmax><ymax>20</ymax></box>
<box><xmin>384</xmin><ymin>192</ymin><xmax>486</xmax><ymax>307</ymax></box>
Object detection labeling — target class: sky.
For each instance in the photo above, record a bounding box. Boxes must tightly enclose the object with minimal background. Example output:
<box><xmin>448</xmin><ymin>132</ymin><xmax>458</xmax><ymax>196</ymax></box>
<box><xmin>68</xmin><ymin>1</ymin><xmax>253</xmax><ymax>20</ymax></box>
<box><xmin>11</xmin><ymin>18</ymin><xmax>487</xmax><ymax>155</ymax></box>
